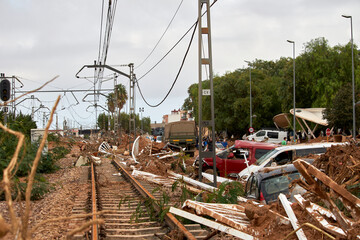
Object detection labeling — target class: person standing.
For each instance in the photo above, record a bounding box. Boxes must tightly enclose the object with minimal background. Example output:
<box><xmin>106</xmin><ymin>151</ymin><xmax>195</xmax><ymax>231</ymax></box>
<box><xmin>281</xmin><ymin>137</ymin><xmax>287</xmax><ymax>145</ymax></box>
<box><xmin>222</xmin><ymin>138</ymin><xmax>228</xmax><ymax>149</ymax></box>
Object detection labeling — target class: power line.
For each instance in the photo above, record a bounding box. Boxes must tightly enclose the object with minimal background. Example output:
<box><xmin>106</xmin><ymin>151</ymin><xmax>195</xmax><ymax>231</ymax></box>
<box><xmin>136</xmin><ymin>19</ymin><xmax>198</xmax><ymax>108</ymax></box>
<box><xmin>136</xmin><ymin>0</ymin><xmax>218</xmax><ymax>82</ymax></box>
<box><xmin>98</xmin><ymin>0</ymin><xmax>105</xmax><ymax>65</ymax></box>
<box><xmin>136</xmin><ymin>0</ymin><xmax>184</xmax><ymax>69</ymax></box>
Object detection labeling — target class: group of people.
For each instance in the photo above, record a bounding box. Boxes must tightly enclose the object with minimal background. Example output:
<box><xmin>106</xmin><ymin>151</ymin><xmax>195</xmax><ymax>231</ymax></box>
<box><xmin>199</xmin><ymin>137</ymin><xmax>228</xmax><ymax>151</ymax></box>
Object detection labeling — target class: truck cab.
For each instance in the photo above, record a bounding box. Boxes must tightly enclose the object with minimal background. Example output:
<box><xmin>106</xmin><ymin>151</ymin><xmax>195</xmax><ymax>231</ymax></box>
<box><xmin>194</xmin><ymin>140</ymin><xmax>277</xmax><ymax>178</ymax></box>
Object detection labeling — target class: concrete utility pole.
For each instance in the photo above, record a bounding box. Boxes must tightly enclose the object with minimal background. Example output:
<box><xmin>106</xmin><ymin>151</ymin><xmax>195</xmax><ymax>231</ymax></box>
<box><xmin>198</xmin><ymin>0</ymin><xmax>217</xmax><ymax>186</ymax></box>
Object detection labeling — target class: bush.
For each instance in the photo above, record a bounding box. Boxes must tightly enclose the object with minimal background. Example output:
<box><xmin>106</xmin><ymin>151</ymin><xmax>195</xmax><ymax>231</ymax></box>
<box><xmin>47</xmin><ymin>133</ymin><xmax>60</xmax><ymax>143</ymax></box>
<box><xmin>1</xmin><ymin>175</ymin><xmax>53</xmax><ymax>201</ymax></box>
<box><xmin>49</xmin><ymin>146</ymin><xmax>70</xmax><ymax>161</ymax></box>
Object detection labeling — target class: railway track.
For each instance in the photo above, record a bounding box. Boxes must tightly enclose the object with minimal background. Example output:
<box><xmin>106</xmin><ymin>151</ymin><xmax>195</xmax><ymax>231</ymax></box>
<box><xmin>69</xmin><ymin>157</ymin><xmax>209</xmax><ymax>239</ymax></box>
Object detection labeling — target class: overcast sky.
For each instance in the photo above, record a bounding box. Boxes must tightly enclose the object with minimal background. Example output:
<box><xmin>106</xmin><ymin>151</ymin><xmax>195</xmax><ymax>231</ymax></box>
<box><xmin>1</xmin><ymin>0</ymin><xmax>359</xmax><ymax>129</ymax></box>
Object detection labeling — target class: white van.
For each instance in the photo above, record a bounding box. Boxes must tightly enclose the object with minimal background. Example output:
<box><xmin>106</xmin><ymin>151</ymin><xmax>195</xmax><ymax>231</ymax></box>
<box><xmin>247</xmin><ymin>129</ymin><xmax>287</xmax><ymax>144</ymax></box>
<box><xmin>238</xmin><ymin>142</ymin><xmax>346</xmax><ymax>181</ymax></box>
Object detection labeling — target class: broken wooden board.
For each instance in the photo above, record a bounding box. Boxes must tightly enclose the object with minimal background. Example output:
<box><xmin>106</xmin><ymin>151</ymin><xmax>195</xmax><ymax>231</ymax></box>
<box><xmin>202</xmin><ymin>172</ymin><xmax>234</xmax><ymax>183</ymax></box>
<box><xmin>170</xmin><ymin>206</ymin><xmax>255</xmax><ymax>240</ymax></box>
<box><xmin>279</xmin><ymin>193</ymin><xmax>307</xmax><ymax>240</ymax></box>
<box><xmin>159</xmin><ymin>152</ymin><xmax>180</xmax><ymax>159</ymax></box>
<box><xmin>183</xmin><ymin>200</ymin><xmax>254</xmax><ymax>233</ymax></box>
<box><xmin>132</xmin><ymin>169</ymin><xmax>174</xmax><ymax>187</ymax></box>
<box><xmin>132</xmin><ymin>169</ymin><xmax>202</xmax><ymax>194</ymax></box>
<box><xmin>168</xmin><ymin>171</ymin><xmax>218</xmax><ymax>192</ymax></box>
<box><xmin>305</xmin><ymin>162</ymin><xmax>360</xmax><ymax>220</ymax></box>
<box><xmin>293</xmin><ymin>159</ymin><xmax>353</xmax><ymax>231</ymax></box>
<box><xmin>294</xmin><ymin>194</ymin><xmax>346</xmax><ymax>238</ymax></box>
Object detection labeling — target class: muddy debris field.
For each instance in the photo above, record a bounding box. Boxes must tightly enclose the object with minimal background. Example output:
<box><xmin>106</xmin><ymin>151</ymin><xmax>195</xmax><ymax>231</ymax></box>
<box><xmin>0</xmin><ymin>134</ymin><xmax>360</xmax><ymax>239</ymax></box>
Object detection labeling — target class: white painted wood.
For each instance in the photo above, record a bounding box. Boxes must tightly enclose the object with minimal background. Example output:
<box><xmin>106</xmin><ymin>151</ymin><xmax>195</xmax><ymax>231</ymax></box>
<box><xmin>159</xmin><ymin>152</ymin><xmax>180</xmax><ymax>159</ymax></box>
<box><xmin>169</xmin><ymin>207</ymin><xmax>254</xmax><ymax>240</ymax></box>
<box><xmin>279</xmin><ymin>193</ymin><xmax>307</xmax><ymax>240</ymax></box>
<box><xmin>202</xmin><ymin>172</ymin><xmax>233</xmax><ymax>183</ymax></box>
<box><xmin>168</xmin><ymin>171</ymin><xmax>217</xmax><ymax>192</ymax></box>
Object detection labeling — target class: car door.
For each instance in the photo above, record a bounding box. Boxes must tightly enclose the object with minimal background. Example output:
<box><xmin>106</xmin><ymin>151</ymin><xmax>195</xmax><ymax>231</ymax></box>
<box><xmin>224</xmin><ymin>148</ymin><xmax>250</xmax><ymax>176</ymax></box>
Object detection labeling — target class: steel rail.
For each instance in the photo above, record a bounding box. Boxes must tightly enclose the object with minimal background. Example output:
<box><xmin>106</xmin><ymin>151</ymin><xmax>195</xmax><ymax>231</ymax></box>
<box><xmin>91</xmin><ymin>162</ymin><xmax>99</xmax><ymax>240</ymax></box>
<box><xmin>112</xmin><ymin>159</ymin><xmax>197</xmax><ymax>240</ymax></box>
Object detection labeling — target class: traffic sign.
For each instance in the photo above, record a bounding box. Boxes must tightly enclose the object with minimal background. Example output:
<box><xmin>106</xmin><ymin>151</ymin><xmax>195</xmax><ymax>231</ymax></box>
<box><xmin>326</xmin><ymin>128</ymin><xmax>331</xmax><ymax>136</ymax></box>
<box><xmin>202</xmin><ymin>89</ymin><xmax>211</xmax><ymax>96</ymax></box>
<box><xmin>249</xmin><ymin>127</ymin><xmax>254</xmax><ymax>133</ymax></box>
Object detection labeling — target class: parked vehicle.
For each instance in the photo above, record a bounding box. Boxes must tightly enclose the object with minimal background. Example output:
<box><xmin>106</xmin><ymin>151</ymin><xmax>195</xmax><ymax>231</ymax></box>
<box><xmin>247</xmin><ymin>129</ymin><xmax>288</xmax><ymax>144</ymax></box>
<box><xmin>164</xmin><ymin>121</ymin><xmax>196</xmax><ymax>156</ymax></box>
<box><xmin>238</xmin><ymin>142</ymin><xmax>346</xmax><ymax>181</ymax></box>
<box><xmin>193</xmin><ymin>140</ymin><xmax>277</xmax><ymax>178</ymax></box>
<box><xmin>245</xmin><ymin>160</ymin><xmax>313</xmax><ymax>204</ymax></box>
<box><xmin>155</xmin><ymin>135</ymin><xmax>163</xmax><ymax>143</ymax></box>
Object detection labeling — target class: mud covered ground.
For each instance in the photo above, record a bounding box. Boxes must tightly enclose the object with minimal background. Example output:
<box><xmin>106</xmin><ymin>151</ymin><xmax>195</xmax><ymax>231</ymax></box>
<box><xmin>1</xmin><ymin>135</ymin><xmax>359</xmax><ymax>239</ymax></box>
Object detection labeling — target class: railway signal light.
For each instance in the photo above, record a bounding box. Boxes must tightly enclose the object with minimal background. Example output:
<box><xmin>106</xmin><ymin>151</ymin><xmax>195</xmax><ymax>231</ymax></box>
<box><xmin>0</xmin><ymin>79</ymin><xmax>11</xmax><ymax>101</ymax></box>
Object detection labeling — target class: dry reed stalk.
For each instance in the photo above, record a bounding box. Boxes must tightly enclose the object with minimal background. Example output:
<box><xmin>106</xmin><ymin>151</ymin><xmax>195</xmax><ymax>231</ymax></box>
<box><xmin>21</xmin><ymin>95</ymin><xmax>60</xmax><ymax>239</ymax></box>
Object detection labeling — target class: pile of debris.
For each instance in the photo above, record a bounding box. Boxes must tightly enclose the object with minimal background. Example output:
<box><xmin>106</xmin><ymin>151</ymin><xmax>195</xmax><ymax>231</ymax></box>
<box><xmin>77</xmin><ymin>134</ymin><xmax>360</xmax><ymax>239</ymax></box>
<box><xmin>313</xmin><ymin>143</ymin><xmax>360</xmax><ymax>189</ymax></box>
<box><xmin>128</xmin><ymin>142</ymin><xmax>360</xmax><ymax>239</ymax></box>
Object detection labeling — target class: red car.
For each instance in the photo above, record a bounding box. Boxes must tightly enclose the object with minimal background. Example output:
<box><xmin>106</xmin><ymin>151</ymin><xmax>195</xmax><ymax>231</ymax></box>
<box><xmin>194</xmin><ymin>140</ymin><xmax>277</xmax><ymax>178</ymax></box>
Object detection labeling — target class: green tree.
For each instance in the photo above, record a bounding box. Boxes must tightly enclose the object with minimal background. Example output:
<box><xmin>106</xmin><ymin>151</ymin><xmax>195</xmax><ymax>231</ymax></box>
<box><xmin>323</xmin><ymin>83</ymin><xmax>359</xmax><ymax>134</ymax></box>
<box><xmin>183</xmin><ymin>37</ymin><xmax>359</xmax><ymax>137</ymax></box>
<box><xmin>97</xmin><ymin>113</ymin><xmax>109</xmax><ymax>130</ymax></box>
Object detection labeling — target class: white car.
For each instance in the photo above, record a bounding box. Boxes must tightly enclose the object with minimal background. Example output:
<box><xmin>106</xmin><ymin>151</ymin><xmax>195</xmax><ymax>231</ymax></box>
<box><xmin>247</xmin><ymin>129</ymin><xmax>288</xmax><ymax>144</ymax></box>
<box><xmin>238</xmin><ymin>142</ymin><xmax>346</xmax><ymax>181</ymax></box>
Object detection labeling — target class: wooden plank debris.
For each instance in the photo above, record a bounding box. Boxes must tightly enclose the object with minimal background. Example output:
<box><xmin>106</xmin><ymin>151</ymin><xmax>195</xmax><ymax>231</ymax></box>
<box><xmin>169</xmin><ymin>172</ymin><xmax>290</xmax><ymax>225</ymax></box>
<box><xmin>132</xmin><ymin>170</ymin><xmax>174</xmax><ymax>187</ymax></box>
<box><xmin>202</xmin><ymin>172</ymin><xmax>234</xmax><ymax>183</ymax></box>
<box><xmin>132</xmin><ymin>170</ymin><xmax>202</xmax><ymax>194</ymax></box>
<box><xmin>169</xmin><ymin>207</ymin><xmax>255</xmax><ymax>240</ymax></box>
<box><xmin>305</xmin><ymin>163</ymin><xmax>360</xmax><ymax>219</ymax></box>
<box><xmin>278</xmin><ymin>193</ymin><xmax>307</xmax><ymax>240</ymax></box>
<box><xmin>159</xmin><ymin>152</ymin><xmax>180</xmax><ymax>159</ymax></box>
<box><xmin>182</xmin><ymin>200</ymin><xmax>251</xmax><ymax>232</ymax></box>
<box><xmin>294</xmin><ymin>195</ymin><xmax>346</xmax><ymax>238</ymax></box>
<box><xmin>293</xmin><ymin>159</ymin><xmax>352</xmax><ymax>231</ymax></box>
<box><xmin>168</xmin><ymin>171</ymin><xmax>218</xmax><ymax>192</ymax></box>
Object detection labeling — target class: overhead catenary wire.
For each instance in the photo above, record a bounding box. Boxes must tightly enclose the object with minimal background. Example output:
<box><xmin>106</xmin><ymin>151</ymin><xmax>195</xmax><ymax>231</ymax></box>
<box><xmin>135</xmin><ymin>0</ymin><xmax>218</xmax><ymax>108</ymax></box>
<box><xmin>98</xmin><ymin>0</ymin><xmax>105</xmax><ymax>67</ymax></box>
<box><xmin>136</xmin><ymin>19</ymin><xmax>198</xmax><ymax>108</ymax></box>
<box><xmin>95</xmin><ymin>0</ymin><xmax>118</xmax><ymax>92</ymax></box>
<box><xmin>136</xmin><ymin>0</ymin><xmax>185</xmax><ymax>69</ymax></box>
<box><xmin>136</xmin><ymin>0</ymin><xmax>218</xmax><ymax>82</ymax></box>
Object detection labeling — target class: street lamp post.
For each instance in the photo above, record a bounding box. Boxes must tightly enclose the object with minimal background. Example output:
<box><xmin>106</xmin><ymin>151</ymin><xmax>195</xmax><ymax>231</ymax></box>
<box><xmin>245</xmin><ymin>61</ymin><xmax>252</xmax><ymax>128</ymax></box>
<box><xmin>342</xmin><ymin>15</ymin><xmax>356</xmax><ymax>140</ymax></box>
<box><xmin>287</xmin><ymin>40</ymin><xmax>296</xmax><ymax>143</ymax></box>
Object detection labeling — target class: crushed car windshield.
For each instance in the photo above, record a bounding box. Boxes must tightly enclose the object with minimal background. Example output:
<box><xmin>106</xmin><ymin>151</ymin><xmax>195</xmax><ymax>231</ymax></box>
<box><xmin>256</xmin><ymin>149</ymin><xmax>279</xmax><ymax>165</ymax></box>
<box><xmin>261</xmin><ymin>172</ymin><xmax>300</xmax><ymax>195</ymax></box>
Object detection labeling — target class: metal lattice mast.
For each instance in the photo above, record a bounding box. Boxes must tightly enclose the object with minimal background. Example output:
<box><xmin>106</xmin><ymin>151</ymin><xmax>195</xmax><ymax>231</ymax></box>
<box><xmin>129</xmin><ymin>63</ymin><xmax>136</xmax><ymax>152</ymax></box>
<box><xmin>114</xmin><ymin>73</ymin><xmax>119</xmax><ymax>133</ymax></box>
<box><xmin>198</xmin><ymin>0</ymin><xmax>216</xmax><ymax>186</ymax></box>
<box><xmin>11</xmin><ymin>76</ymin><xmax>15</xmax><ymax>118</ymax></box>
